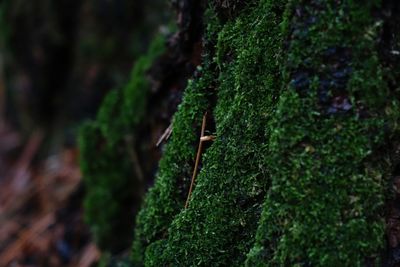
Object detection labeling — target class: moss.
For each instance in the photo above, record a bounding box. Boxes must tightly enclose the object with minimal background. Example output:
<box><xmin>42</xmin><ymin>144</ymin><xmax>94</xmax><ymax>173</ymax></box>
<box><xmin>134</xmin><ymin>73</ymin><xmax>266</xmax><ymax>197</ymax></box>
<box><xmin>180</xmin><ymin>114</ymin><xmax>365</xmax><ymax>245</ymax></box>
<box><xmin>131</xmin><ymin>63</ymin><xmax>214</xmax><ymax>264</ymax></box>
<box><xmin>129</xmin><ymin>0</ymin><xmax>400</xmax><ymax>266</ymax></box>
<box><xmin>97</xmin><ymin>35</ymin><xmax>166</xmax><ymax>146</ymax></box>
<box><xmin>247</xmin><ymin>0</ymin><xmax>399</xmax><ymax>266</ymax></box>
<box><xmin>78</xmin><ymin>35</ymin><xmax>165</xmax><ymax>252</ymax></box>
<box><xmin>79</xmin><ymin>122</ymin><xmax>133</xmax><ymax>250</ymax></box>
<box><xmin>132</xmin><ymin>1</ymin><xmax>288</xmax><ymax>265</ymax></box>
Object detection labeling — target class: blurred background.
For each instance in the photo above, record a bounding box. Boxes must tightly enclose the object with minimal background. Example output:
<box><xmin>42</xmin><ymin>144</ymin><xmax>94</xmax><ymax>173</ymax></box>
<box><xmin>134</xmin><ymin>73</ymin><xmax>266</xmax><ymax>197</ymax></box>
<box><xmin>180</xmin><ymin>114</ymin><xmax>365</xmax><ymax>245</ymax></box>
<box><xmin>0</xmin><ymin>0</ymin><xmax>172</xmax><ymax>266</ymax></box>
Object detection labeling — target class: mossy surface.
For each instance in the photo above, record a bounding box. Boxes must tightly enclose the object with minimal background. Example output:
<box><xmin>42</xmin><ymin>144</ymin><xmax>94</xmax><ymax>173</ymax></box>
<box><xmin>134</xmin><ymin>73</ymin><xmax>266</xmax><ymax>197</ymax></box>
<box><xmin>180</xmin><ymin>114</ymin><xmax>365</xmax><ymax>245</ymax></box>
<box><xmin>78</xmin><ymin>36</ymin><xmax>165</xmax><ymax>252</ymax></box>
<box><xmin>131</xmin><ymin>62</ymin><xmax>213</xmax><ymax>264</ymax></box>
<box><xmin>131</xmin><ymin>0</ymin><xmax>400</xmax><ymax>266</ymax></box>
<box><xmin>96</xmin><ymin>35</ymin><xmax>166</xmax><ymax>145</ymax></box>
<box><xmin>133</xmin><ymin>1</ymin><xmax>288</xmax><ymax>265</ymax></box>
<box><xmin>247</xmin><ymin>0</ymin><xmax>399</xmax><ymax>266</ymax></box>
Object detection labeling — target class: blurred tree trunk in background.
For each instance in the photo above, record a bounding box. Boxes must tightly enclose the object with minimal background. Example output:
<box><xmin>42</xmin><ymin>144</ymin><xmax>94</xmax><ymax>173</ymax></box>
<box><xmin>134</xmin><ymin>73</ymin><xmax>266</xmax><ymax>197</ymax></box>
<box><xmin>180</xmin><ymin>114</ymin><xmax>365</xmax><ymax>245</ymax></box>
<box><xmin>0</xmin><ymin>0</ymin><xmax>169</xmax><ymax>148</ymax></box>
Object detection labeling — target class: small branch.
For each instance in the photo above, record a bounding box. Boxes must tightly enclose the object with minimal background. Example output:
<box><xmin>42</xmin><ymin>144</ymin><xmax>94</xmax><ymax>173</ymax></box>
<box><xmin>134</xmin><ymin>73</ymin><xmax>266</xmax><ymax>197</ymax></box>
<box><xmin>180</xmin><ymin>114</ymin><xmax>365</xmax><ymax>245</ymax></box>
<box><xmin>77</xmin><ymin>243</ymin><xmax>100</xmax><ymax>267</ymax></box>
<box><xmin>185</xmin><ymin>112</ymin><xmax>215</xmax><ymax>209</ymax></box>
<box><xmin>0</xmin><ymin>213</ymin><xmax>54</xmax><ymax>266</ymax></box>
<box><xmin>200</xmin><ymin>135</ymin><xmax>216</xmax><ymax>142</ymax></box>
<box><xmin>11</xmin><ymin>130</ymin><xmax>44</xmax><ymax>190</ymax></box>
<box><xmin>156</xmin><ymin>123</ymin><xmax>173</xmax><ymax>147</ymax></box>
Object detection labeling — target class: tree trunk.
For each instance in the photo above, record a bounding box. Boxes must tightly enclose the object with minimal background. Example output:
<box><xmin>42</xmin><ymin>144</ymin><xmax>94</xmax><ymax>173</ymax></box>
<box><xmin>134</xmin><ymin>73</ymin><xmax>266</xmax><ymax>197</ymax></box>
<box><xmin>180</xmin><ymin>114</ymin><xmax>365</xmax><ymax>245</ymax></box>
<box><xmin>80</xmin><ymin>0</ymin><xmax>400</xmax><ymax>266</ymax></box>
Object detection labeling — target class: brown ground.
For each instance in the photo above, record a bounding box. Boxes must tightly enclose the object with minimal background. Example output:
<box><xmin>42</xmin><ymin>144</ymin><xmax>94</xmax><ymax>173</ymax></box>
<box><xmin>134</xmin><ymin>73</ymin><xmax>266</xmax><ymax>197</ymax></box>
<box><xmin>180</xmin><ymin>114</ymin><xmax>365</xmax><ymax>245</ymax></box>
<box><xmin>0</xmin><ymin>125</ymin><xmax>99</xmax><ymax>267</ymax></box>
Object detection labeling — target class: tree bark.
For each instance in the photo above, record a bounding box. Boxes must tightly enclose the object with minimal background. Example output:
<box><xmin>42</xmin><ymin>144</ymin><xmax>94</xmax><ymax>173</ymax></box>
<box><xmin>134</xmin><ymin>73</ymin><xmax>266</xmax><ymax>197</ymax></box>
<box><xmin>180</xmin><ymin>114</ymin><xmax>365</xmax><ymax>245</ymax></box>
<box><xmin>74</xmin><ymin>0</ymin><xmax>400</xmax><ymax>266</ymax></box>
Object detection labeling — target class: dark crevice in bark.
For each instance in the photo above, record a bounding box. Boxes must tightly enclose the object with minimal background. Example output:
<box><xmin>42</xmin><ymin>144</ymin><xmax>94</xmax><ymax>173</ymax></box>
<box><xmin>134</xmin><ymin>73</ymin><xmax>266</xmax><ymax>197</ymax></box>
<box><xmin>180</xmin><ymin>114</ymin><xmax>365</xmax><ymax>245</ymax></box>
<box><xmin>134</xmin><ymin>0</ymin><xmax>208</xmax><ymax>192</ymax></box>
<box><xmin>378</xmin><ymin>1</ymin><xmax>400</xmax><ymax>266</ymax></box>
<box><xmin>213</xmin><ymin>0</ymin><xmax>256</xmax><ymax>21</ymax></box>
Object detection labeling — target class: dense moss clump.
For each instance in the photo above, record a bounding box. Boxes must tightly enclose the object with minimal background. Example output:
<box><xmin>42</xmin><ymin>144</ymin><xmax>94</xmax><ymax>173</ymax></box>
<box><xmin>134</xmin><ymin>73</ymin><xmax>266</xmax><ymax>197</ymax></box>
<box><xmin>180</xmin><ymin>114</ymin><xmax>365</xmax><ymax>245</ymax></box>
<box><xmin>246</xmin><ymin>0</ymin><xmax>400</xmax><ymax>266</ymax></box>
<box><xmin>132</xmin><ymin>1</ymin><xmax>288</xmax><ymax>265</ymax></box>
<box><xmin>131</xmin><ymin>0</ymin><xmax>400</xmax><ymax>266</ymax></box>
<box><xmin>79</xmin><ymin>36</ymin><xmax>165</xmax><ymax>252</ymax></box>
<box><xmin>131</xmin><ymin>60</ymin><xmax>213</xmax><ymax>264</ymax></box>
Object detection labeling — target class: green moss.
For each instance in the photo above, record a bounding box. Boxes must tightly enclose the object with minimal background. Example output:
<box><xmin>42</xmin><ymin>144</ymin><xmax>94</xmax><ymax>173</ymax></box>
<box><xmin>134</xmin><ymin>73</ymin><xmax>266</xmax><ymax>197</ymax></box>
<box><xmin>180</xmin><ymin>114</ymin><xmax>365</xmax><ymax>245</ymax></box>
<box><xmin>131</xmin><ymin>64</ymin><xmax>213</xmax><ymax>265</ymax></box>
<box><xmin>132</xmin><ymin>1</ymin><xmax>288</xmax><ymax>265</ymax></box>
<box><xmin>97</xmin><ymin>35</ymin><xmax>165</xmax><ymax>146</ymax></box>
<box><xmin>247</xmin><ymin>1</ymin><xmax>399</xmax><ymax>266</ymax></box>
<box><xmin>78</xmin><ymin>35</ymin><xmax>165</xmax><ymax>252</ymax></box>
<box><xmin>79</xmin><ymin>121</ymin><xmax>133</xmax><ymax>250</ymax></box>
<box><xmin>129</xmin><ymin>0</ymin><xmax>400</xmax><ymax>266</ymax></box>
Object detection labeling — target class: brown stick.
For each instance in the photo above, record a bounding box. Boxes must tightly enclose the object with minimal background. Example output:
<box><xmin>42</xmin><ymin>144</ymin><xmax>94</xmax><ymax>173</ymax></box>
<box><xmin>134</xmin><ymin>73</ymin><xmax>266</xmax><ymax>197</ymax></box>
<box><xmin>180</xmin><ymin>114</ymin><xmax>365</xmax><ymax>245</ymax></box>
<box><xmin>77</xmin><ymin>243</ymin><xmax>101</xmax><ymax>267</ymax></box>
<box><xmin>10</xmin><ymin>130</ymin><xmax>44</xmax><ymax>193</ymax></box>
<box><xmin>185</xmin><ymin>113</ymin><xmax>207</xmax><ymax>209</ymax></box>
<box><xmin>0</xmin><ymin>213</ymin><xmax>54</xmax><ymax>266</ymax></box>
<box><xmin>200</xmin><ymin>135</ymin><xmax>216</xmax><ymax>142</ymax></box>
<box><xmin>156</xmin><ymin>123</ymin><xmax>173</xmax><ymax>147</ymax></box>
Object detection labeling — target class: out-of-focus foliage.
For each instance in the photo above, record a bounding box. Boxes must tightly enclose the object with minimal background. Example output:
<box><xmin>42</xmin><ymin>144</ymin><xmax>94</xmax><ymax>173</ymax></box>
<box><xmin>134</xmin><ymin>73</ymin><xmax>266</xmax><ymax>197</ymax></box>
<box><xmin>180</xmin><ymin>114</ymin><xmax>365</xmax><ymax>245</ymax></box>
<box><xmin>79</xmin><ymin>36</ymin><xmax>165</xmax><ymax>252</ymax></box>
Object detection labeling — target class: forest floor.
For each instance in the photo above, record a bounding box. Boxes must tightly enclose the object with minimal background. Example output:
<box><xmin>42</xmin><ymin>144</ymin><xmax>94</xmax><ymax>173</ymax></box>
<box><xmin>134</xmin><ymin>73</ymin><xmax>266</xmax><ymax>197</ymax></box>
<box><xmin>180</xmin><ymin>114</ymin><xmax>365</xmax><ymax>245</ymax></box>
<box><xmin>0</xmin><ymin>123</ymin><xmax>98</xmax><ymax>267</ymax></box>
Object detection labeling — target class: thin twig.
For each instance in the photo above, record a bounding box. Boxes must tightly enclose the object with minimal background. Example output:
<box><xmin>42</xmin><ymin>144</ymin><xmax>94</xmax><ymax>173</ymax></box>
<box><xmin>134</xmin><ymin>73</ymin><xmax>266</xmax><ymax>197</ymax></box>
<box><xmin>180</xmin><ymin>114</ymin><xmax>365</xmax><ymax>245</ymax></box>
<box><xmin>185</xmin><ymin>113</ymin><xmax>207</xmax><ymax>209</ymax></box>
<box><xmin>77</xmin><ymin>243</ymin><xmax>100</xmax><ymax>267</ymax></box>
<box><xmin>11</xmin><ymin>130</ymin><xmax>44</xmax><ymax>190</ymax></box>
<box><xmin>0</xmin><ymin>213</ymin><xmax>54</xmax><ymax>266</ymax></box>
<box><xmin>156</xmin><ymin>123</ymin><xmax>173</xmax><ymax>147</ymax></box>
<box><xmin>200</xmin><ymin>135</ymin><xmax>216</xmax><ymax>142</ymax></box>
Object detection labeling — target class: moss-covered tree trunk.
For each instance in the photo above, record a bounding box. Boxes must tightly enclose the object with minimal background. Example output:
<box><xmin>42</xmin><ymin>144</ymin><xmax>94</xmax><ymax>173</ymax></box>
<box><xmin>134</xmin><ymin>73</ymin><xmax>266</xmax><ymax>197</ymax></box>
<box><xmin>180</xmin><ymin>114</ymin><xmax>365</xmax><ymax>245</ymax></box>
<box><xmin>80</xmin><ymin>0</ymin><xmax>400</xmax><ymax>266</ymax></box>
<box><xmin>79</xmin><ymin>0</ymin><xmax>206</xmax><ymax>256</ymax></box>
